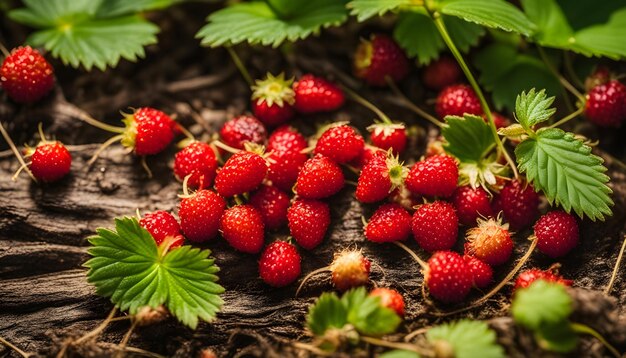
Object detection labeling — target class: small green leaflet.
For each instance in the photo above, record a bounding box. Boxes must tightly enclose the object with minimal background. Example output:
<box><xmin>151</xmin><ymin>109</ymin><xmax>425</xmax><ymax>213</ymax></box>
<box><xmin>306</xmin><ymin>292</ymin><xmax>348</xmax><ymax>336</ymax></box>
<box><xmin>426</xmin><ymin>319</ymin><xmax>505</xmax><ymax>358</ymax></box>
<box><xmin>346</xmin><ymin>0</ymin><xmax>414</xmax><ymax>22</ymax></box>
<box><xmin>97</xmin><ymin>0</ymin><xmax>183</xmax><ymax>17</ymax></box>
<box><xmin>85</xmin><ymin>217</ymin><xmax>224</xmax><ymax>329</ymax></box>
<box><xmin>442</xmin><ymin>114</ymin><xmax>495</xmax><ymax>163</ymax></box>
<box><xmin>379</xmin><ymin>350</ymin><xmax>421</xmax><ymax>358</ymax></box>
<box><xmin>511</xmin><ymin>280</ymin><xmax>573</xmax><ymax>330</ymax></box>
<box><xmin>515</xmin><ymin>89</ymin><xmax>556</xmax><ymax>130</ymax></box>
<box><xmin>439</xmin><ymin>0</ymin><xmax>535</xmax><ymax>36</ymax></box>
<box><xmin>535</xmin><ymin>322</ymin><xmax>578</xmax><ymax>353</ymax></box>
<box><xmin>196</xmin><ymin>0</ymin><xmax>348</xmax><ymax>48</ymax></box>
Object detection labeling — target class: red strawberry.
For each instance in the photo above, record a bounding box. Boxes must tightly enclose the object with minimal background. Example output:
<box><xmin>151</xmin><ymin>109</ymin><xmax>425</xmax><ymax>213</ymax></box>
<box><xmin>0</xmin><ymin>46</ymin><xmax>54</xmax><ymax>103</ymax></box>
<box><xmin>26</xmin><ymin>141</ymin><xmax>71</xmax><ymax>182</ymax></box>
<box><xmin>173</xmin><ymin>141</ymin><xmax>218</xmax><ymax>189</ymax></box>
<box><xmin>354</xmin><ymin>34</ymin><xmax>409</xmax><ymax>86</ymax></box>
<box><xmin>220</xmin><ymin>115</ymin><xmax>267</xmax><ymax>150</ymax></box>
<box><xmin>367</xmin><ymin>123</ymin><xmax>407</xmax><ymax>155</ymax></box>
<box><xmin>293</xmin><ymin>74</ymin><xmax>345</xmax><ymax>113</ymax></box>
<box><xmin>139</xmin><ymin>210</ymin><xmax>184</xmax><ymax>248</ymax></box>
<box><xmin>365</xmin><ymin>203</ymin><xmax>411</xmax><ymax>243</ymax></box>
<box><xmin>412</xmin><ymin>201</ymin><xmax>459</xmax><ymax>252</ymax></box>
<box><xmin>268</xmin><ymin>125</ymin><xmax>307</xmax><ymax>153</ymax></box>
<box><xmin>215</xmin><ymin>150</ymin><xmax>267</xmax><ymax>197</ymax></box>
<box><xmin>287</xmin><ymin>199</ymin><xmax>330</xmax><ymax>250</ymax></box>
<box><xmin>267</xmin><ymin>149</ymin><xmax>308</xmax><ymax>192</ymax></box>
<box><xmin>179</xmin><ymin>189</ymin><xmax>226</xmax><ymax>242</ymax></box>
<box><xmin>425</xmin><ymin>251</ymin><xmax>472</xmax><ymax>303</ymax></box>
<box><xmin>465</xmin><ymin>217</ymin><xmax>513</xmax><ymax>266</ymax></box>
<box><xmin>435</xmin><ymin>84</ymin><xmax>482</xmax><ymax>119</ymax></box>
<box><xmin>251</xmin><ymin>73</ymin><xmax>295</xmax><ymax>126</ymax></box>
<box><xmin>422</xmin><ymin>56</ymin><xmax>461</xmax><ymax>91</ymax></box>
<box><xmin>369</xmin><ymin>288</ymin><xmax>405</xmax><ymax>317</ymax></box>
<box><xmin>330</xmin><ymin>249</ymin><xmax>371</xmax><ymax>291</ymax></box>
<box><xmin>452</xmin><ymin>185</ymin><xmax>493</xmax><ymax>226</ymax></box>
<box><xmin>249</xmin><ymin>185</ymin><xmax>290</xmax><ymax>230</ymax></box>
<box><xmin>406</xmin><ymin>154</ymin><xmax>458</xmax><ymax>198</ymax></box>
<box><xmin>584</xmin><ymin>66</ymin><xmax>611</xmax><ymax>92</ymax></box>
<box><xmin>121</xmin><ymin>108</ymin><xmax>176</xmax><ymax>155</ymax></box>
<box><xmin>514</xmin><ymin>268</ymin><xmax>573</xmax><ymax>292</ymax></box>
<box><xmin>348</xmin><ymin>145</ymin><xmax>385</xmax><ymax>170</ymax></box>
<box><xmin>220</xmin><ymin>204</ymin><xmax>265</xmax><ymax>254</ymax></box>
<box><xmin>356</xmin><ymin>151</ymin><xmax>406</xmax><ymax>203</ymax></box>
<box><xmin>314</xmin><ymin>124</ymin><xmax>364</xmax><ymax>164</ymax></box>
<box><xmin>463</xmin><ymin>255</ymin><xmax>493</xmax><ymax>289</ymax></box>
<box><xmin>295</xmin><ymin>154</ymin><xmax>345</xmax><ymax>199</ymax></box>
<box><xmin>534</xmin><ymin>211</ymin><xmax>579</xmax><ymax>258</ymax></box>
<box><xmin>585</xmin><ymin>80</ymin><xmax>626</xmax><ymax>127</ymax></box>
<box><xmin>492</xmin><ymin>179</ymin><xmax>539</xmax><ymax>231</ymax></box>
<box><xmin>259</xmin><ymin>241</ymin><xmax>302</xmax><ymax>287</ymax></box>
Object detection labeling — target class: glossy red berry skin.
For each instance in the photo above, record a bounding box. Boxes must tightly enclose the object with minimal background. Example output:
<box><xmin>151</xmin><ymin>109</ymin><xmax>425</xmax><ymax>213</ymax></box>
<box><xmin>463</xmin><ymin>255</ymin><xmax>493</xmax><ymax>289</ymax></box>
<box><xmin>452</xmin><ymin>185</ymin><xmax>493</xmax><ymax>226</ymax></box>
<box><xmin>139</xmin><ymin>211</ymin><xmax>184</xmax><ymax>248</ymax></box>
<box><xmin>422</xmin><ymin>57</ymin><xmax>461</xmax><ymax>91</ymax></box>
<box><xmin>426</xmin><ymin>251</ymin><xmax>473</xmax><ymax>303</ymax></box>
<box><xmin>215</xmin><ymin>151</ymin><xmax>267</xmax><ymax>197</ymax></box>
<box><xmin>173</xmin><ymin>142</ymin><xmax>218</xmax><ymax>189</ymax></box>
<box><xmin>252</xmin><ymin>100</ymin><xmax>295</xmax><ymax>127</ymax></box>
<box><xmin>368</xmin><ymin>124</ymin><xmax>407</xmax><ymax>155</ymax></box>
<box><xmin>435</xmin><ymin>84</ymin><xmax>482</xmax><ymax>119</ymax></box>
<box><xmin>127</xmin><ymin>108</ymin><xmax>176</xmax><ymax>155</ymax></box>
<box><xmin>259</xmin><ymin>241</ymin><xmax>301</xmax><ymax>287</ymax></box>
<box><xmin>268</xmin><ymin>126</ymin><xmax>308</xmax><ymax>153</ymax></box>
<box><xmin>293</xmin><ymin>74</ymin><xmax>345</xmax><ymax>113</ymax></box>
<box><xmin>492</xmin><ymin>180</ymin><xmax>539</xmax><ymax>231</ymax></box>
<box><xmin>365</xmin><ymin>203</ymin><xmax>411</xmax><ymax>243</ymax></box>
<box><xmin>370</xmin><ymin>288</ymin><xmax>405</xmax><ymax>317</ymax></box>
<box><xmin>406</xmin><ymin>154</ymin><xmax>458</xmax><ymax>198</ymax></box>
<box><xmin>295</xmin><ymin>154</ymin><xmax>345</xmax><ymax>199</ymax></box>
<box><xmin>220</xmin><ymin>115</ymin><xmax>267</xmax><ymax>150</ymax></box>
<box><xmin>179</xmin><ymin>190</ymin><xmax>226</xmax><ymax>242</ymax></box>
<box><xmin>314</xmin><ymin>125</ymin><xmax>364</xmax><ymax>164</ymax></box>
<box><xmin>356</xmin><ymin>152</ymin><xmax>391</xmax><ymax>203</ymax></box>
<box><xmin>28</xmin><ymin>142</ymin><xmax>71</xmax><ymax>182</ymax></box>
<box><xmin>534</xmin><ymin>211</ymin><xmax>579</xmax><ymax>258</ymax></box>
<box><xmin>267</xmin><ymin>149</ymin><xmax>307</xmax><ymax>192</ymax></box>
<box><xmin>0</xmin><ymin>46</ymin><xmax>54</xmax><ymax>103</ymax></box>
<box><xmin>287</xmin><ymin>199</ymin><xmax>330</xmax><ymax>250</ymax></box>
<box><xmin>412</xmin><ymin>201</ymin><xmax>459</xmax><ymax>252</ymax></box>
<box><xmin>585</xmin><ymin>80</ymin><xmax>626</xmax><ymax>127</ymax></box>
<box><xmin>354</xmin><ymin>34</ymin><xmax>409</xmax><ymax>86</ymax></box>
<box><xmin>514</xmin><ymin>268</ymin><xmax>573</xmax><ymax>292</ymax></box>
<box><xmin>220</xmin><ymin>205</ymin><xmax>265</xmax><ymax>254</ymax></box>
<box><xmin>249</xmin><ymin>185</ymin><xmax>290</xmax><ymax>230</ymax></box>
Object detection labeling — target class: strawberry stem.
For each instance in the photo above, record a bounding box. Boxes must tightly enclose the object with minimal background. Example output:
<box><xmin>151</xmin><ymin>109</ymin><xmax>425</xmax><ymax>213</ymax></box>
<box><xmin>360</xmin><ymin>336</ymin><xmax>431</xmax><ymax>355</ymax></box>
<box><xmin>212</xmin><ymin>140</ymin><xmax>241</xmax><ymax>154</ymax></box>
<box><xmin>393</xmin><ymin>241</ymin><xmax>428</xmax><ymax>270</ymax></box>
<box><xmin>537</xmin><ymin>46</ymin><xmax>586</xmax><ymax>103</ymax></box>
<box><xmin>74</xmin><ymin>307</ymin><xmax>118</xmax><ymax>345</ymax></box>
<box><xmin>385</xmin><ymin>77</ymin><xmax>442</xmax><ymax>128</ymax></box>
<box><xmin>37</xmin><ymin>123</ymin><xmax>48</xmax><ymax>143</ymax></box>
<box><xmin>87</xmin><ymin>134</ymin><xmax>124</xmax><ymax>167</ymax></box>
<box><xmin>605</xmin><ymin>234</ymin><xmax>626</xmax><ymax>295</ymax></box>
<box><xmin>0</xmin><ymin>336</ymin><xmax>31</xmax><ymax>358</ymax></box>
<box><xmin>0</xmin><ymin>122</ymin><xmax>36</xmax><ymax>182</ymax></box>
<box><xmin>75</xmin><ymin>108</ymin><xmax>125</xmax><ymax>134</ymax></box>
<box><xmin>0</xmin><ymin>42</ymin><xmax>9</xmax><ymax>57</ymax></box>
<box><xmin>548</xmin><ymin>106</ymin><xmax>584</xmax><ymax>129</ymax></box>
<box><xmin>296</xmin><ymin>267</ymin><xmax>331</xmax><ymax>297</ymax></box>
<box><xmin>341</xmin><ymin>85</ymin><xmax>393</xmax><ymax>125</ymax></box>
<box><xmin>226</xmin><ymin>46</ymin><xmax>253</xmax><ymax>87</ymax></box>
<box><xmin>114</xmin><ymin>318</ymin><xmax>139</xmax><ymax>358</ymax></box>
<box><xmin>182</xmin><ymin>174</ymin><xmax>192</xmax><ymax>197</ymax></box>
<box><xmin>140</xmin><ymin>156</ymin><xmax>153</xmax><ymax>179</ymax></box>
<box><xmin>570</xmin><ymin>322</ymin><xmax>621</xmax><ymax>358</ymax></box>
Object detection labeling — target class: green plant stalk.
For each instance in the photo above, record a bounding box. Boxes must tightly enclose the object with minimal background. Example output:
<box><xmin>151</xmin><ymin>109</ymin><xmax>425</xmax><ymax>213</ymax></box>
<box><xmin>0</xmin><ymin>122</ymin><xmax>36</xmax><ymax>181</ymax></box>
<box><xmin>605</xmin><ymin>235</ymin><xmax>626</xmax><ymax>295</ymax></box>
<box><xmin>226</xmin><ymin>46</ymin><xmax>253</xmax><ymax>87</ymax></box>
<box><xmin>570</xmin><ymin>322</ymin><xmax>621</xmax><ymax>358</ymax></box>
<box><xmin>428</xmin><ymin>12</ymin><xmax>518</xmax><ymax>178</ymax></box>
<box><xmin>537</xmin><ymin>46</ymin><xmax>585</xmax><ymax>103</ymax></box>
<box><xmin>549</xmin><ymin>106</ymin><xmax>584</xmax><ymax>129</ymax></box>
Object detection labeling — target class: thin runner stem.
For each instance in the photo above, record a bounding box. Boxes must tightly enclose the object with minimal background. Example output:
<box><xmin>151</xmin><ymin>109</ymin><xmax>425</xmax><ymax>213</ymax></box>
<box><xmin>226</xmin><ymin>46</ymin><xmax>253</xmax><ymax>87</ymax></box>
<box><xmin>211</xmin><ymin>140</ymin><xmax>240</xmax><ymax>154</ymax></box>
<box><xmin>385</xmin><ymin>77</ymin><xmax>442</xmax><ymax>127</ymax></box>
<box><xmin>1</xmin><ymin>122</ymin><xmax>36</xmax><ymax>181</ymax></box>
<box><xmin>393</xmin><ymin>241</ymin><xmax>428</xmax><ymax>270</ymax></box>
<box><xmin>570</xmin><ymin>322</ymin><xmax>621</xmax><ymax>358</ymax></box>
<box><xmin>341</xmin><ymin>85</ymin><xmax>393</xmax><ymax>124</ymax></box>
<box><xmin>0</xmin><ymin>336</ymin><xmax>31</xmax><ymax>358</ymax></box>
<box><xmin>114</xmin><ymin>319</ymin><xmax>139</xmax><ymax>358</ymax></box>
<box><xmin>76</xmin><ymin>110</ymin><xmax>125</xmax><ymax>134</ymax></box>
<box><xmin>74</xmin><ymin>307</ymin><xmax>118</xmax><ymax>345</ymax></box>
<box><xmin>360</xmin><ymin>336</ymin><xmax>432</xmax><ymax>356</ymax></box>
<box><xmin>0</xmin><ymin>42</ymin><xmax>9</xmax><ymax>57</ymax></box>
<box><xmin>87</xmin><ymin>134</ymin><xmax>124</xmax><ymax>166</ymax></box>
<box><xmin>537</xmin><ymin>46</ymin><xmax>585</xmax><ymax>103</ymax></box>
<box><xmin>549</xmin><ymin>106</ymin><xmax>584</xmax><ymax>128</ymax></box>
<box><xmin>605</xmin><ymin>235</ymin><xmax>626</xmax><ymax>295</ymax></box>
<box><xmin>563</xmin><ymin>52</ymin><xmax>585</xmax><ymax>90</ymax></box>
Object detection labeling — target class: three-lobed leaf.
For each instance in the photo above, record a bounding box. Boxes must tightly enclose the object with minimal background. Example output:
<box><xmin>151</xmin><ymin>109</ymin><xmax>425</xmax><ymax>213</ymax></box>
<box><xmin>511</xmin><ymin>280</ymin><xmax>572</xmax><ymax>330</ymax></box>
<box><xmin>442</xmin><ymin>114</ymin><xmax>495</xmax><ymax>163</ymax></box>
<box><xmin>307</xmin><ymin>292</ymin><xmax>348</xmax><ymax>336</ymax></box>
<box><xmin>426</xmin><ymin>319</ymin><xmax>505</xmax><ymax>358</ymax></box>
<box><xmin>439</xmin><ymin>0</ymin><xmax>535</xmax><ymax>35</ymax></box>
<box><xmin>515</xmin><ymin>88</ymin><xmax>556</xmax><ymax>130</ymax></box>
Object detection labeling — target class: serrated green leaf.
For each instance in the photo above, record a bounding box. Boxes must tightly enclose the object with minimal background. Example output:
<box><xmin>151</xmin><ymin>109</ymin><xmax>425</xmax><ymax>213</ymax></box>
<box><xmin>306</xmin><ymin>292</ymin><xmax>348</xmax><ymax>336</ymax></box>
<box><xmin>440</xmin><ymin>0</ymin><xmax>535</xmax><ymax>35</ymax></box>
<box><xmin>536</xmin><ymin>322</ymin><xmax>578</xmax><ymax>353</ymax></box>
<box><xmin>514</xmin><ymin>88</ymin><xmax>556</xmax><ymax>129</ymax></box>
<box><xmin>85</xmin><ymin>217</ymin><xmax>224</xmax><ymax>329</ymax></box>
<box><xmin>196</xmin><ymin>1</ymin><xmax>347</xmax><ymax>48</ymax></box>
<box><xmin>442</xmin><ymin>114</ymin><xmax>495</xmax><ymax>163</ymax></box>
<box><xmin>96</xmin><ymin>0</ymin><xmax>182</xmax><ymax>17</ymax></box>
<box><xmin>342</xmin><ymin>287</ymin><xmax>401</xmax><ymax>337</ymax></box>
<box><xmin>573</xmin><ymin>8</ymin><xmax>626</xmax><ymax>60</ymax></box>
<box><xmin>521</xmin><ymin>0</ymin><xmax>573</xmax><ymax>46</ymax></box>
<box><xmin>427</xmin><ymin>320</ymin><xmax>505</xmax><ymax>358</ymax></box>
<box><xmin>347</xmin><ymin>0</ymin><xmax>413</xmax><ymax>22</ymax></box>
<box><xmin>512</xmin><ymin>280</ymin><xmax>572</xmax><ymax>330</ymax></box>
<box><xmin>379</xmin><ymin>350</ymin><xmax>421</xmax><ymax>358</ymax></box>
<box><xmin>515</xmin><ymin>128</ymin><xmax>613</xmax><ymax>220</ymax></box>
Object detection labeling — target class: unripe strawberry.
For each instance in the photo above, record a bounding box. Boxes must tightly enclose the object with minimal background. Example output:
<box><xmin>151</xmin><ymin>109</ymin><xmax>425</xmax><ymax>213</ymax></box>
<box><xmin>365</xmin><ymin>203</ymin><xmax>411</xmax><ymax>243</ymax></box>
<box><xmin>139</xmin><ymin>211</ymin><xmax>184</xmax><ymax>248</ymax></box>
<box><xmin>370</xmin><ymin>288</ymin><xmax>405</xmax><ymax>317</ymax></box>
<box><xmin>425</xmin><ymin>251</ymin><xmax>472</xmax><ymax>303</ymax></box>
<box><xmin>314</xmin><ymin>124</ymin><xmax>364</xmax><ymax>164</ymax></box>
<box><xmin>179</xmin><ymin>189</ymin><xmax>226</xmax><ymax>242</ymax></box>
<box><xmin>422</xmin><ymin>56</ymin><xmax>461</xmax><ymax>91</ymax></box>
<box><xmin>412</xmin><ymin>201</ymin><xmax>459</xmax><ymax>252</ymax></box>
<box><xmin>293</xmin><ymin>74</ymin><xmax>345</xmax><ymax>113</ymax></box>
<box><xmin>452</xmin><ymin>185</ymin><xmax>493</xmax><ymax>226</ymax></box>
<box><xmin>463</xmin><ymin>255</ymin><xmax>493</xmax><ymax>289</ymax></box>
<box><xmin>354</xmin><ymin>34</ymin><xmax>409</xmax><ymax>86</ymax></box>
<box><xmin>534</xmin><ymin>211</ymin><xmax>579</xmax><ymax>258</ymax></box>
<box><xmin>406</xmin><ymin>154</ymin><xmax>458</xmax><ymax>198</ymax></box>
<box><xmin>220</xmin><ymin>115</ymin><xmax>267</xmax><ymax>150</ymax></box>
<box><xmin>465</xmin><ymin>218</ymin><xmax>513</xmax><ymax>266</ymax></box>
<box><xmin>251</xmin><ymin>73</ymin><xmax>295</xmax><ymax>126</ymax></box>
<box><xmin>173</xmin><ymin>141</ymin><xmax>218</xmax><ymax>189</ymax></box>
<box><xmin>0</xmin><ymin>46</ymin><xmax>54</xmax><ymax>103</ymax></box>
<box><xmin>259</xmin><ymin>241</ymin><xmax>301</xmax><ymax>287</ymax></box>
<box><xmin>330</xmin><ymin>249</ymin><xmax>371</xmax><ymax>291</ymax></box>
<box><xmin>514</xmin><ymin>268</ymin><xmax>573</xmax><ymax>292</ymax></box>
<box><xmin>435</xmin><ymin>84</ymin><xmax>482</xmax><ymax>119</ymax></box>
<box><xmin>220</xmin><ymin>205</ymin><xmax>265</xmax><ymax>254</ymax></box>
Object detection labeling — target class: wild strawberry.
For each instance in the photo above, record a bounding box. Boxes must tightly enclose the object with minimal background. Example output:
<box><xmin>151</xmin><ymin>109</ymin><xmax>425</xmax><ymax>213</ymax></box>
<box><xmin>463</xmin><ymin>255</ymin><xmax>493</xmax><ymax>289</ymax></box>
<box><xmin>367</xmin><ymin>123</ymin><xmax>407</xmax><ymax>154</ymax></box>
<box><xmin>0</xmin><ymin>46</ymin><xmax>54</xmax><ymax>103</ymax></box>
<box><xmin>514</xmin><ymin>268</ymin><xmax>573</xmax><ymax>292</ymax></box>
<box><xmin>435</xmin><ymin>84</ymin><xmax>482</xmax><ymax>119</ymax></box>
<box><xmin>406</xmin><ymin>154</ymin><xmax>458</xmax><ymax>198</ymax></box>
<box><xmin>425</xmin><ymin>251</ymin><xmax>472</xmax><ymax>303</ymax></box>
<box><xmin>220</xmin><ymin>204</ymin><xmax>265</xmax><ymax>254</ymax></box>
<box><xmin>348</xmin><ymin>145</ymin><xmax>385</xmax><ymax>170</ymax></box>
<box><xmin>330</xmin><ymin>249</ymin><xmax>371</xmax><ymax>291</ymax></box>
<box><xmin>268</xmin><ymin>125</ymin><xmax>307</xmax><ymax>153</ymax></box>
<box><xmin>354</xmin><ymin>34</ymin><xmax>409</xmax><ymax>86</ymax></box>
<box><xmin>121</xmin><ymin>108</ymin><xmax>176</xmax><ymax>155</ymax></box>
<box><xmin>215</xmin><ymin>150</ymin><xmax>267</xmax><ymax>197</ymax></box>
<box><xmin>293</xmin><ymin>74</ymin><xmax>345</xmax><ymax>113</ymax></box>
<box><xmin>452</xmin><ymin>185</ymin><xmax>493</xmax><ymax>226</ymax></box>
<box><xmin>220</xmin><ymin>115</ymin><xmax>267</xmax><ymax>150</ymax></box>
<box><xmin>364</xmin><ymin>203</ymin><xmax>411</xmax><ymax>243</ymax></box>
<box><xmin>179</xmin><ymin>189</ymin><xmax>226</xmax><ymax>242</ymax></box>
<box><xmin>251</xmin><ymin>73</ymin><xmax>295</xmax><ymax>126</ymax></box>
<box><xmin>314</xmin><ymin>124</ymin><xmax>364</xmax><ymax>164</ymax></box>
<box><xmin>139</xmin><ymin>210</ymin><xmax>184</xmax><ymax>248</ymax></box>
<box><xmin>25</xmin><ymin>140</ymin><xmax>71</xmax><ymax>182</ymax></box>
<box><xmin>259</xmin><ymin>241</ymin><xmax>301</xmax><ymax>287</ymax></box>
<box><xmin>173</xmin><ymin>141</ymin><xmax>218</xmax><ymax>189</ymax></box>
<box><xmin>370</xmin><ymin>288</ymin><xmax>405</xmax><ymax>317</ymax></box>
<box><xmin>534</xmin><ymin>211</ymin><xmax>579</xmax><ymax>258</ymax></box>
<box><xmin>356</xmin><ymin>150</ymin><xmax>406</xmax><ymax>203</ymax></box>
<box><xmin>295</xmin><ymin>154</ymin><xmax>345</xmax><ymax>199</ymax></box>
<box><xmin>585</xmin><ymin>80</ymin><xmax>626</xmax><ymax>127</ymax></box>
<box><xmin>422</xmin><ymin>56</ymin><xmax>461</xmax><ymax>91</ymax></box>
<box><xmin>287</xmin><ymin>199</ymin><xmax>330</xmax><ymax>250</ymax></box>
<box><xmin>584</xmin><ymin>66</ymin><xmax>611</xmax><ymax>92</ymax></box>
<box><xmin>412</xmin><ymin>201</ymin><xmax>459</xmax><ymax>252</ymax></box>
<box><xmin>492</xmin><ymin>179</ymin><xmax>539</xmax><ymax>230</ymax></box>
<box><xmin>267</xmin><ymin>149</ymin><xmax>307</xmax><ymax>192</ymax></box>
<box><xmin>249</xmin><ymin>185</ymin><xmax>290</xmax><ymax>230</ymax></box>
<box><xmin>465</xmin><ymin>217</ymin><xmax>513</xmax><ymax>266</ymax></box>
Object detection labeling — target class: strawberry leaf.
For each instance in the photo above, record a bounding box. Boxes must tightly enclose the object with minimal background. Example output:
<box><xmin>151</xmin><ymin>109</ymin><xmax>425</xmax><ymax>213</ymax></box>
<box><xmin>535</xmin><ymin>322</ymin><xmax>578</xmax><ymax>353</ymax></box>
<box><xmin>426</xmin><ymin>319</ymin><xmax>505</xmax><ymax>358</ymax></box>
<box><xmin>347</xmin><ymin>0</ymin><xmax>414</xmax><ymax>22</ymax></box>
<box><xmin>511</xmin><ymin>280</ymin><xmax>572</xmax><ymax>330</ymax></box>
<box><xmin>439</xmin><ymin>0</ymin><xmax>535</xmax><ymax>35</ymax></box>
<box><xmin>306</xmin><ymin>292</ymin><xmax>348</xmax><ymax>336</ymax></box>
<box><xmin>514</xmin><ymin>88</ymin><xmax>556</xmax><ymax>130</ymax></box>
<box><xmin>379</xmin><ymin>350</ymin><xmax>421</xmax><ymax>358</ymax></box>
<box><xmin>573</xmin><ymin>8</ymin><xmax>626</xmax><ymax>60</ymax></box>
<box><xmin>442</xmin><ymin>114</ymin><xmax>495</xmax><ymax>163</ymax></box>
<box><xmin>342</xmin><ymin>287</ymin><xmax>401</xmax><ymax>337</ymax></box>
<box><xmin>515</xmin><ymin>128</ymin><xmax>613</xmax><ymax>220</ymax></box>
<box><xmin>85</xmin><ymin>217</ymin><xmax>224</xmax><ymax>329</ymax></box>
<box><xmin>96</xmin><ymin>0</ymin><xmax>182</xmax><ymax>17</ymax></box>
